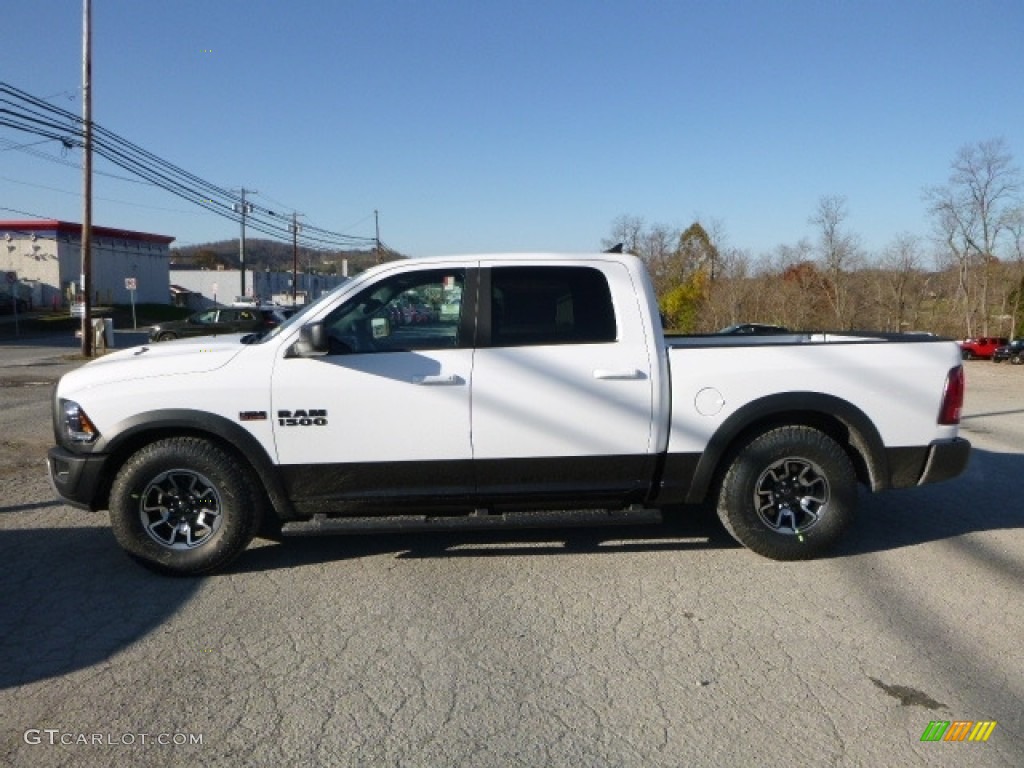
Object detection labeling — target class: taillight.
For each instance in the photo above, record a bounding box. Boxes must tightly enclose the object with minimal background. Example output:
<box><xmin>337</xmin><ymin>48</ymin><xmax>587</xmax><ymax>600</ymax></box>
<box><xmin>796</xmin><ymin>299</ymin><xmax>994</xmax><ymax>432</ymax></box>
<box><xmin>938</xmin><ymin>365</ymin><xmax>964</xmax><ymax>425</ymax></box>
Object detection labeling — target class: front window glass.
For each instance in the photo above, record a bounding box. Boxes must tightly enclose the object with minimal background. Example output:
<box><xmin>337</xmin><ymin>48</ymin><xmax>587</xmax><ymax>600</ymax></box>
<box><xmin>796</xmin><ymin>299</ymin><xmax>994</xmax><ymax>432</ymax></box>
<box><xmin>256</xmin><ymin>287</ymin><xmax>340</xmax><ymax>343</ymax></box>
<box><xmin>320</xmin><ymin>269</ymin><xmax>465</xmax><ymax>354</ymax></box>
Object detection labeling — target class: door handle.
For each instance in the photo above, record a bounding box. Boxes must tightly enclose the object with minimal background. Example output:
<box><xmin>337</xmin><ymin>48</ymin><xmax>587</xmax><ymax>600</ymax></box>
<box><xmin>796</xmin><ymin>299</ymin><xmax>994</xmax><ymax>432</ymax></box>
<box><xmin>412</xmin><ymin>374</ymin><xmax>464</xmax><ymax>386</ymax></box>
<box><xmin>593</xmin><ymin>368</ymin><xmax>644</xmax><ymax>380</ymax></box>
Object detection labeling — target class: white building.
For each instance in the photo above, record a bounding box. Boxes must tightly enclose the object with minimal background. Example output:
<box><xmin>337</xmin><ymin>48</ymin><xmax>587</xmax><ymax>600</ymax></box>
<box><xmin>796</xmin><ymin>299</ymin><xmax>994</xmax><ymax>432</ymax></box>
<box><xmin>0</xmin><ymin>219</ymin><xmax>173</xmax><ymax>308</ymax></box>
<box><xmin>169</xmin><ymin>267</ymin><xmax>349</xmax><ymax>309</ymax></box>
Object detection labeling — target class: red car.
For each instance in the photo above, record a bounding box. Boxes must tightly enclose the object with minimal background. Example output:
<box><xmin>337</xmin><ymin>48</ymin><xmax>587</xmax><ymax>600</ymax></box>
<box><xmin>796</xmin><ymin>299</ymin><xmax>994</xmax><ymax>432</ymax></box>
<box><xmin>959</xmin><ymin>336</ymin><xmax>1009</xmax><ymax>359</ymax></box>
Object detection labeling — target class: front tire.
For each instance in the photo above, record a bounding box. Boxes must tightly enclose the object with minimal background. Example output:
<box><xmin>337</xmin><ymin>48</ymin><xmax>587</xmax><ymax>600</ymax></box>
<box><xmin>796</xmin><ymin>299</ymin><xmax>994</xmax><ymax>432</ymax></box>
<box><xmin>156</xmin><ymin>332</ymin><xmax>177</xmax><ymax>342</ymax></box>
<box><xmin>109</xmin><ymin>437</ymin><xmax>262</xmax><ymax>575</ymax></box>
<box><xmin>716</xmin><ymin>426</ymin><xmax>857</xmax><ymax>560</ymax></box>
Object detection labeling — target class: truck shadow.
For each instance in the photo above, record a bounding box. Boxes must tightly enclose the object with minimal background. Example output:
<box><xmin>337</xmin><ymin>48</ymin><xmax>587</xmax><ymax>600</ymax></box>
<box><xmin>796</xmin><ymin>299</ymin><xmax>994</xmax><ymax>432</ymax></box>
<box><xmin>0</xmin><ymin>526</ymin><xmax>201</xmax><ymax>690</ymax></box>
<box><xmin>1</xmin><ymin>450</ymin><xmax>1016</xmax><ymax>688</ymax></box>
<box><xmin>835</xmin><ymin>446</ymin><xmax>1024</xmax><ymax>557</ymax></box>
<box><xmin>230</xmin><ymin>511</ymin><xmax>739</xmax><ymax>573</ymax></box>
<box><xmin>228</xmin><ymin>447</ymin><xmax>1022</xmax><ymax>572</ymax></box>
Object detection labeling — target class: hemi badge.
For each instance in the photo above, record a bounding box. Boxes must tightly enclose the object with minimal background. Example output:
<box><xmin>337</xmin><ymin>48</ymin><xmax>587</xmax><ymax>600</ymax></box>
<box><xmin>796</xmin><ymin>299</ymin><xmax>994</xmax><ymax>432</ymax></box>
<box><xmin>239</xmin><ymin>411</ymin><xmax>267</xmax><ymax>422</ymax></box>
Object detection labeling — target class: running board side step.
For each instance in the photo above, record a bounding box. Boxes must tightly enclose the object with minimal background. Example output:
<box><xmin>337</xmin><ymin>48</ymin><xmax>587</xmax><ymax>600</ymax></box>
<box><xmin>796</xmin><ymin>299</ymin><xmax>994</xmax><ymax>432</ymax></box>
<box><xmin>280</xmin><ymin>506</ymin><xmax>662</xmax><ymax>537</ymax></box>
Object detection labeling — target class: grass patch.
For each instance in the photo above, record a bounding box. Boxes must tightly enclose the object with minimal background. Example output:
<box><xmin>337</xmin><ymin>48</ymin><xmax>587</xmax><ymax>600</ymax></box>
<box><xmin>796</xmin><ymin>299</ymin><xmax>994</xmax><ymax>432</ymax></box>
<box><xmin>0</xmin><ymin>304</ymin><xmax>191</xmax><ymax>341</ymax></box>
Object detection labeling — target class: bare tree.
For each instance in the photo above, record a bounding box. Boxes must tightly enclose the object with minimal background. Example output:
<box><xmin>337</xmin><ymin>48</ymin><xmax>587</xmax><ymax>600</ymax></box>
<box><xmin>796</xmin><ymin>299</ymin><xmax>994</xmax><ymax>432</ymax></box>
<box><xmin>703</xmin><ymin>247</ymin><xmax>753</xmax><ymax>330</ymax></box>
<box><xmin>640</xmin><ymin>224</ymin><xmax>680</xmax><ymax>296</ymax></box>
<box><xmin>879</xmin><ymin>233</ymin><xmax>923</xmax><ymax>331</ymax></box>
<box><xmin>925</xmin><ymin>138</ymin><xmax>1021</xmax><ymax>336</ymax></box>
<box><xmin>603</xmin><ymin>216</ymin><xmax>687</xmax><ymax>296</ymax></box>
<box><xmin>769</xmin><ymin>240</ymin><xmax>822</xmax><ymax>329</ymax></box>
<box><xmin>810</xmin><ymin>195</ymin><xmax>862</xmax><ymax>328</ymax></box>
<box><xmin>602</xmin><ymin>215</ymin><xmax>646</xmax><ymax>256</ymax></box>
<box><xmin>1006</xmin><ymin>206</ymin><xmax>1024</xmax><ymax>338</ymax></box>
<box><xmin>927</xmin><ymin>186</ymin><xmax>979</xmax><ymax>335</ymax></box>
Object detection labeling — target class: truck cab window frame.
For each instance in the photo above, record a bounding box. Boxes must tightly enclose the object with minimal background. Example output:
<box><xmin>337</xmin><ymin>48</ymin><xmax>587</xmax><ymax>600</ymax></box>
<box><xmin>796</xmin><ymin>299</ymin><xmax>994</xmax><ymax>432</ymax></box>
<box><xmin>320</xmin><ymin>268</ymin><xmax>468</xmax><ymax>355</ymax></box>
<box><xmin>483</xmin><ymin>265</ymin><xmax>617</xmax><ymax>348</ymax></box>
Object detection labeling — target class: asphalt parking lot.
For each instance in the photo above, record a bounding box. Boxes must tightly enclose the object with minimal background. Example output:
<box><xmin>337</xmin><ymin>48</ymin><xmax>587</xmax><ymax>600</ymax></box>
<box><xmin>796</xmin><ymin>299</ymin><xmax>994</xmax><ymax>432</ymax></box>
<box><xmin>1</xmin><ymin>338</ymin><xmax>1021</xmax><ymax>767</ymax></box>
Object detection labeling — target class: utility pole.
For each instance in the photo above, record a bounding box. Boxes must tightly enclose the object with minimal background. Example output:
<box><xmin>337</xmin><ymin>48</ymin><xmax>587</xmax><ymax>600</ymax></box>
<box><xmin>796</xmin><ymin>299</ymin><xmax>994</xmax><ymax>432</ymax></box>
<box><xmin>374</xmin><ymin>209</ymin><xmax>381</xmax><ymax>264</ymax></box>
<box><xmin>80</xmin><ymin>0</ymin><xmax>93</xmax><ymax>357</ymax></box>
<box><xmin>290</xmin><ymin>212</ymin><xmax>304</xmax><ymax>305</ymax></box>
<box><xmin>233</xmin><ymin>188</ymin><xmax>255</xmax><ymax>297</ymax></box>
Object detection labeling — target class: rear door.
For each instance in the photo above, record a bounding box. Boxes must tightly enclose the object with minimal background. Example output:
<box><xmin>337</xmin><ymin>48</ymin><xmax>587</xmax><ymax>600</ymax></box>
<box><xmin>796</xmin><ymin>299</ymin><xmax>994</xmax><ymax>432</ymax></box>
<box><xmin>222</xmin><ymin>309</ymin><xmax>260</xmax><ymax>333</ymax></box>
<box><xmin>470</xmin><ymin>260</ymin><xmax>657</xmax><ymax>501</ymax></box>
<box><xmin>210</xmin><ymin>309</ymin><xmax>245</xmax><ymax>335</ymax></box>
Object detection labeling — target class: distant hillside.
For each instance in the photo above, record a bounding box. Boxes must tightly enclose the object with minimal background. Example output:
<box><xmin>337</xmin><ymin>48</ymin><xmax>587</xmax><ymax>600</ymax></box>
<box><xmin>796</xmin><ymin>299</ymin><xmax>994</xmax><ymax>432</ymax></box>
<box><xmin>170</xmin><ymin>239</ymin><xmax>403</xmax><ymax>276</ymax></box>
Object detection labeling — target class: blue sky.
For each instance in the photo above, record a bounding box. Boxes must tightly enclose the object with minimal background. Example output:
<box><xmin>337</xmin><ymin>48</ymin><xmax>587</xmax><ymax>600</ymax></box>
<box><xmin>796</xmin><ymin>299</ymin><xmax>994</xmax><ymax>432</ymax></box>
<box><xmin>2</xmin><ymin>0</ymin><xmax>1022</xmax><ymax>258</ymax></box>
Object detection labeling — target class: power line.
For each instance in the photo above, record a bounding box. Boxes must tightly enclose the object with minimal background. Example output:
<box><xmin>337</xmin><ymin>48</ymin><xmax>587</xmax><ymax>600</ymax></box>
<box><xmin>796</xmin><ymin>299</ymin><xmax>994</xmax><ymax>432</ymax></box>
<box><xmin>0</xmin><ymin>137</ymin><xmax>53</xmax><ymax>152</ymax></box>
<box><xmin>0</xmin><ymin>81</ymin><xmax>381</xmax><ymax>252</ymax></box>
<box><xmin>40</xmin><ymin>87</ymin><xmax>81</xmax><ymax>103</ymax></box>
<box><xmin>0</xmin><ymin>205</ymin><xmax>51</xmax><ymax>219</ymax></box>
<box><xmin>0</xmin><ymin>173</ymin><xmax>198</xmax><ymax>213</ymax></box>
<box><xmin>0</xmin><ymin>136</ymin><xmax>151</xmax><ymax>183</ymax></box>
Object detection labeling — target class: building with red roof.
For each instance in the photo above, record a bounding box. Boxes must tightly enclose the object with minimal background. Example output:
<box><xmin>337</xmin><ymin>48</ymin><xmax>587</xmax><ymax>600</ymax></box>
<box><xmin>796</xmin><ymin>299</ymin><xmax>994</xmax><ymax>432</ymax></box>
<box><xmin>0</xmin><ymin>220</ymin><xmax>174</xmax><ymax>308</ymax></box>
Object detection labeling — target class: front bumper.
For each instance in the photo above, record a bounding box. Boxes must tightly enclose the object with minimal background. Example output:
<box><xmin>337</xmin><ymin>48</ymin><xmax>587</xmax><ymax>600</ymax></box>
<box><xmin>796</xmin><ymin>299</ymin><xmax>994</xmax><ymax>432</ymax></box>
<box><xmin>47</xmin><ymin>446</ymin><xmax>109</xmax><ymax>511</ymax></box>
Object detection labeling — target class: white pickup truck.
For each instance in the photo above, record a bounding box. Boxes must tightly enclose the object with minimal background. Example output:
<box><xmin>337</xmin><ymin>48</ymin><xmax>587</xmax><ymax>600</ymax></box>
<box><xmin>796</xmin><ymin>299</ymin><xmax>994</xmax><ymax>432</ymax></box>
<box><xmin>48</xmin><ymin>253</ymin><xmax>970</xmax><ymax>575</ymax></box>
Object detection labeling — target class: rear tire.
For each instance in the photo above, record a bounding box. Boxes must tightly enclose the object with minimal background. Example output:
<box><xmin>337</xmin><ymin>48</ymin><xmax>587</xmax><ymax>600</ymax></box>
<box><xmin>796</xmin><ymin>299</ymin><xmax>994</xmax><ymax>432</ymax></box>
<box><xmin>109</xmin><ymin>437</ymin><xmax>262</xmax><ymax>575</ymax></box>
<box><xmin>1011</xmin><ymin>354</ymin><xmax>1023</xmax><ymax>365</ymax></box>
<box><xmin>716</xmin><ymin>426</ymin><xmax>857</xmax><ymax>560</ymax></box>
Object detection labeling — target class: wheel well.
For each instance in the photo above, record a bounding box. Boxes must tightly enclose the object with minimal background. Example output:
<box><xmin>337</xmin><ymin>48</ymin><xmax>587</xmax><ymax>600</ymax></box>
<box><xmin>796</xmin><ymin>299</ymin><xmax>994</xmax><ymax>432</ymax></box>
<box><xmin>96</xmin><ymin>427</ymin><xmax>295</xmax><ymax>521</ymax></box>
<box><xmin>733</xmin><ymin>412</ymin><xmax>869</xmax><ymax>477</ymax></box>
<box><xmin>690</xmin><ymin>408</ymin><xmax>881</xmax><ymax>506</ymax></box>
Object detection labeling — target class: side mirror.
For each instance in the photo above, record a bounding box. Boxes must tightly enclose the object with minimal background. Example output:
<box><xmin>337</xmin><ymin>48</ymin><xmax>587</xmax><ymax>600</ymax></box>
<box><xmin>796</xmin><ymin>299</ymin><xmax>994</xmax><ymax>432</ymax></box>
<box><xmin>292</xmin><ymin>321</ymin><xmax>329</xmax><ymax>357</ymax></box>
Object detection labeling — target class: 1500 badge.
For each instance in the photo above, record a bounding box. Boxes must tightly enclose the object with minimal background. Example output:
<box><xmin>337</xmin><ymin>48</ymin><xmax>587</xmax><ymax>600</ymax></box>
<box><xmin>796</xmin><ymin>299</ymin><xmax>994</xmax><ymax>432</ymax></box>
<box><xmin>277</xmin><ymin>409</ymin><xmax>328</xmax><ymax>426</ymax></box>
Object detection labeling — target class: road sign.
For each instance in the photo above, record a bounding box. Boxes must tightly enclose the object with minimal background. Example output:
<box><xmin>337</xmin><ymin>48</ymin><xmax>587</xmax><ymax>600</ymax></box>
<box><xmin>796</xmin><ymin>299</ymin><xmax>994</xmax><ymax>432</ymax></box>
<box><xmin>5</xmin><ymin>271</ymin><xmax>15</xmax><ymax>285</ymax></box>
<box><xmin>125</xmin><ymin>277</ymin><xmax>137</xmax><ymax>291</ymax></box>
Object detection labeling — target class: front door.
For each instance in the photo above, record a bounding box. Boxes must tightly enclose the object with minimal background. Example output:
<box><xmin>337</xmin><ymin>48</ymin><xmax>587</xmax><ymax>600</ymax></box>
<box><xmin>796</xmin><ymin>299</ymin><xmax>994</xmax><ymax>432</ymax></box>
<box><xmin>271</xmin><ymin>266</ymin><xmax>475</xmax><ymax>512</ymax></box>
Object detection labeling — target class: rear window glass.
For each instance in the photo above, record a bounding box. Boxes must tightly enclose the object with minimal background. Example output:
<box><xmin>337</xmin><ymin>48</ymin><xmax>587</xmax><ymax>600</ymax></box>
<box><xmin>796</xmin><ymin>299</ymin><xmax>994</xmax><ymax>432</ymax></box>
<box><xmin>490</xmin><ymin>266</ymin><xmax>616</xmax><ymax>347</ymax></box>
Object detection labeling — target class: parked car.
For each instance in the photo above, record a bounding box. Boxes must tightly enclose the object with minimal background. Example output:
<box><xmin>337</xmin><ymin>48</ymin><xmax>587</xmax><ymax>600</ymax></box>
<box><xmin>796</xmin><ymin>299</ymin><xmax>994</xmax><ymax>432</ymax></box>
<box><xmin>148</xmin><ymin>307</ymin><xmax>285</xmax><ymax>342</ymax></box>
<box><xmin>992</xmin><ymin>339</ymin><xmax>1024</xmax><ymax>364</ymax></box>
<box><xmin>718</xmin><ymin>323</ymin><xmax>790</xmax><ymax>335</ymax></box>
<box><xmin>958</xmin><ymin>336</ymin><xmax>1009</xmax><ymax>360</ymax></box>
<box><xmin>0</xmin><ymin>293</ymin><xmax>28</xmax><ymax>313</ymax></box>
<box><xmin>265</xmin><ymin>307</ymin><xmax>296</xmax><ymax>328</ymax></box>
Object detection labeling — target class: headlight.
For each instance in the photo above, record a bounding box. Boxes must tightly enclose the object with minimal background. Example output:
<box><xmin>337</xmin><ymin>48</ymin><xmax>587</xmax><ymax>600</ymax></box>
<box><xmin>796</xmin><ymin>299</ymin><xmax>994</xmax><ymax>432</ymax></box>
<box><xmin>61</xmin><ymin>400</ymin><xmax>100</xmax><ymax>444</ymax></box>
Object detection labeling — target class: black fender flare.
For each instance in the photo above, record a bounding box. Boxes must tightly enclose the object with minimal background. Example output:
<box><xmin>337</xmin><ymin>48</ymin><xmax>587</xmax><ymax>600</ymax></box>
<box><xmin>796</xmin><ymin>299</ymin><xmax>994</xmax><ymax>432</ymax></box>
<box><xmin>95</xmin><ymin>409</ymin><xmax>296</xmax><ymax>520</ymax></box>
<box><xmin>683</xmin><ymin>391</ymin><xmax>890</xmax><ymax>504</ymax></box>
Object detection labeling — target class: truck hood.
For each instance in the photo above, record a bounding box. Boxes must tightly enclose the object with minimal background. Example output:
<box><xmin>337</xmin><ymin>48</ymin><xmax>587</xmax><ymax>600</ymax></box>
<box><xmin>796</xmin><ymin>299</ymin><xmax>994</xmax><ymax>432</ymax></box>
<box><xmin>58</xmin><ymin>335</ymin><xmax>249</xmax><ymax>394</ymax></box>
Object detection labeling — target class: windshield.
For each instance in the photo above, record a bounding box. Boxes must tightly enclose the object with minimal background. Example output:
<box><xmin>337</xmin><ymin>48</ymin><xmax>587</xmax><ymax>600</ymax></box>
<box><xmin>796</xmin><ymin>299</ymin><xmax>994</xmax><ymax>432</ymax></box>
<box><xmin>250</xmin><ymin>286</ymin><xmax>348</xmax><ymax>344</ymax></box>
